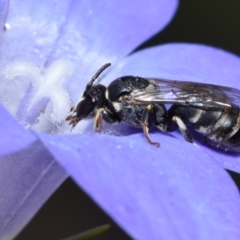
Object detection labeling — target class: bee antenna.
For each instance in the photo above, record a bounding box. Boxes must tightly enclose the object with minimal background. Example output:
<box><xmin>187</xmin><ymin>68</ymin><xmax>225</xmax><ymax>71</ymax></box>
<box><xmin>86</xmin><ymin>63</ymin><xmax>111</xmax><ymax>89</ymax></box>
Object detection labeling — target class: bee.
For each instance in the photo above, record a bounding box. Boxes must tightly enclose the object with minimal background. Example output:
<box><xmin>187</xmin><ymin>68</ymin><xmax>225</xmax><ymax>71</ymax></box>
<box><xmin>66</xmin><ymin>63</ymin><xmax>240</xmax><ymax>152</ymax></box>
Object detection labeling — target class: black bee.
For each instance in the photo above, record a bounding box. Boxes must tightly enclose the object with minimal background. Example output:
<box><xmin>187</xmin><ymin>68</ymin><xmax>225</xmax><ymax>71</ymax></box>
<box><xmin>66</xmin><ymin>63</ymin><xmax>240</xmax><ymax>152</ymax></box>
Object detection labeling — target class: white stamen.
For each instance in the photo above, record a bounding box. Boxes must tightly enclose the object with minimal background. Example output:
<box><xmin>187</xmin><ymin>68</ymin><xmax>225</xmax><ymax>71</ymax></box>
<box><xmin>4</xmin><ymin>59</ymin><xmax>73</xmax><ymax>125</ymax></box>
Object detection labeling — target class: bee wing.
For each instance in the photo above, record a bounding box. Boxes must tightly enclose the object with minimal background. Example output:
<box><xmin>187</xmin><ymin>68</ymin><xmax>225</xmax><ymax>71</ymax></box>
<box><xmin>132</xmin><ymin>78</ymin><xmax>240</xmax><ymax>109</ymax></box>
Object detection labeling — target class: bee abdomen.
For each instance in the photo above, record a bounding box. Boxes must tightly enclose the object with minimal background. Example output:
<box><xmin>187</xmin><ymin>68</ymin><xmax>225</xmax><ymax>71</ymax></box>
<box><xmin>196</xmin><ymin>107</ymin><xmax>240</xmax><ymax>152</ymax></box>
<box><xmin>169</xmin><ymin>105</ymin><xmax>240</xmax><ymax>152</ymax></box>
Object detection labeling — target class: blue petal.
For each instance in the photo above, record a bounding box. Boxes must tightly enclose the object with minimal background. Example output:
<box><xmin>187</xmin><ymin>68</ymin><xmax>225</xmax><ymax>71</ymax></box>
<box><xmin>40</xmin><ymin>44</ymin><xmax>240</xmax><ymax>239</ymax></box>
<box><xmin>0</xmin><ymin>104</ymin><xmax>35</xmax><ymax>155</ymax></box>
<box><xmin>0</xmin><ymin>142</ymin><xmax>67</xmax><ymax>240</ymax></box>
<box><xmin>0</xmin><ymin>104</ymin><xmax>67</xmax><ymax>239</ymax></box>
<box><xmin>38</xmin><ymin>132</ymin><xmax>240</xmax><ymax>240</ymax></box>
<box><xmin>0</xmin><ymin>0</ymin><xmax>177</xmax><ymax>64</ymax></box>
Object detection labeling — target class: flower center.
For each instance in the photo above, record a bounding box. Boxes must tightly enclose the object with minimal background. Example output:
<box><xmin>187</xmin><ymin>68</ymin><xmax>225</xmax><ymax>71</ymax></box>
<box><xmin>2</xmin><ymin>59</ymin><xmax>73</xmax><ymax>133</ymax></box>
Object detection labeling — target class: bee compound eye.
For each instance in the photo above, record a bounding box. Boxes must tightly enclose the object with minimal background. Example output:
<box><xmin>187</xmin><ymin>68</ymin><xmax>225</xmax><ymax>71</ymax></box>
<box><xmin>76</xmin><ymin>96</ymin><xmax>96</xmax><ymax>119</ymax></box>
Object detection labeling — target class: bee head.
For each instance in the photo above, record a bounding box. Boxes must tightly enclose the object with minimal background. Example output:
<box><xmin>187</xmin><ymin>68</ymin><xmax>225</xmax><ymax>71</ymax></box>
<box><xmin>66</xmin><ymin>63</ymin><xmax>111</xmax><ymax>130</ymax></box>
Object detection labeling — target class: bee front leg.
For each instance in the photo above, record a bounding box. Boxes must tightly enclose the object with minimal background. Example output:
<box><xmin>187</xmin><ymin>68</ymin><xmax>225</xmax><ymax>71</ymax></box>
<box><xmin>141</xmin><ymin>104</ymin><xmax>160</xmax><ymax>147</ymax></box>
<box><xmin>94</xmin><ymin>108</ymin><xmax>105</xmax><ymax>132</ymax></box>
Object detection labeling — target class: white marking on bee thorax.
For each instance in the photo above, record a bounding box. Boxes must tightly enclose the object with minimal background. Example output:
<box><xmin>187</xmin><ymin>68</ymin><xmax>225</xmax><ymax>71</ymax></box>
<box><xmin>112</xmin><ymin>102</ymin><xmax>122</xmax><ymax>112</ymax></box>
<box><xmin>105</xmin><ymin>89</ymin><xmax>109</xmax><ymax>99</ymax></box>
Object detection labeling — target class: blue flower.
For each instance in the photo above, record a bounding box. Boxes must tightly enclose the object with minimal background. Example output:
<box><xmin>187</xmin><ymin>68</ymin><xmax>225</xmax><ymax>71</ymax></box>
<box><xmin>1</xmin><ymin>0</ymin><xmax>240</xmax><ymax>240</ymax></box>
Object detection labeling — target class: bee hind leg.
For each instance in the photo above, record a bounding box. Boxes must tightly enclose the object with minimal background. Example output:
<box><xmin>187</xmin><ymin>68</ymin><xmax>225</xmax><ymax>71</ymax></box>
<box><xmin>172</xmin><ymin>116</ymin><xmax>193</xmax><ymax>143</ymax></box>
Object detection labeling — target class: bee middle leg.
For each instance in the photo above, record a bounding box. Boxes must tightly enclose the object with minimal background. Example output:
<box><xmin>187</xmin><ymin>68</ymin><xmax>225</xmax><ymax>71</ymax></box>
<box><xmin>94</xmin><ymin>108</ymin><xmax>104</xmax><ymax>132</ymax></box>
<box><xmin>141</xmin><ymin>104</ymin><xmax>160</xmax><ymax>147</ymax></box>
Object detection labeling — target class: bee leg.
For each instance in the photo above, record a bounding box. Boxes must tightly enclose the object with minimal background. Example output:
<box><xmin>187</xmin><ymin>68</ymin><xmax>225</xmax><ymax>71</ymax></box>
<box><xmin>94</xmin><ymin>108</ymin><xmax>120</xmax><ymax>132</ymax></box>
<box><xmin>172</xmin><ymin>116</ymin><xmax>193</xmax><ymax>143</ymax></box>
<box><xmin>141</xmin><ymin>104</ymin><xmax>160</xmax><ymax>147</ymax></box>
<box><xmin>94</xmin><ymin>108</ymin><xmax>104</xmax><ymax>132</ymax></box>
<box><xmin>66</xmin><ymin>107</ymin><xmax>79</xmax><ymax>132</ymax></box>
